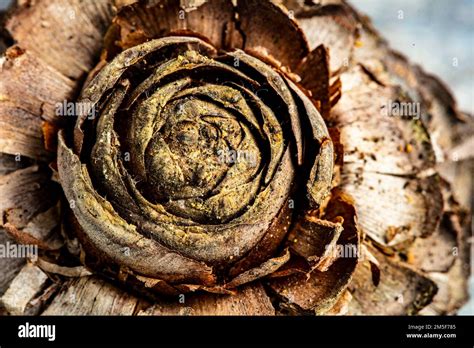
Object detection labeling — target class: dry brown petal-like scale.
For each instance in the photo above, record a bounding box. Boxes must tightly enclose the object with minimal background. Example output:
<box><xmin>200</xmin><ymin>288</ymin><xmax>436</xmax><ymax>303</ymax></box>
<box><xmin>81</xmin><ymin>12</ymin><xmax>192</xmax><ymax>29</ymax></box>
<box><xmin>0</xmin><ymin>0</ymin><xmax>471</xmax><ymax>316</ymax></box>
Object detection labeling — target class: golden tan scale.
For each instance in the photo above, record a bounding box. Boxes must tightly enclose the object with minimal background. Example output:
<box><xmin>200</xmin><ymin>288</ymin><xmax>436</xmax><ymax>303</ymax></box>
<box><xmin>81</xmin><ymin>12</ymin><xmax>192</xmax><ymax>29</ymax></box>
<box><xmin>0</xmin><ymin>0</ymin><xmax>471</xmax><ymax>316</ymax></box>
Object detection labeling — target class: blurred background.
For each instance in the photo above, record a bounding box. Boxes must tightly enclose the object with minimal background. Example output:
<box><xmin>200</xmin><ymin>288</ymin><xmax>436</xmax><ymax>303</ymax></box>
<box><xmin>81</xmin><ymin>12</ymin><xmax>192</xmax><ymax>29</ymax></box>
<box><xmin>350</xmin><ymin>0</ymin><xmax>473</xmax><ymax>315</ymax></box>
<box><xmin>0</xmin><ymin>0</ymin><xmax>473</xmax><ymax>314</ymax></box>
<box><xmin>351</xmin><ymin>0</ymin><xmax>473</xmax><ymax>115</ymax></box>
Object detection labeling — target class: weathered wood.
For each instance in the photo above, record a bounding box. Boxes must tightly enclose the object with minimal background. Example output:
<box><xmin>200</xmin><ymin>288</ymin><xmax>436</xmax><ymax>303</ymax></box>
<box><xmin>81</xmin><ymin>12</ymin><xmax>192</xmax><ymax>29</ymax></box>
<box><xmin>138</xmin><ymin>283</ymin><xmax>275</xmax><ymax>316</ymax></box>
<box><xmin>42</xmin><ymin>276</ymin><xmax>146</xmax><ymax>316</ymax></box>
<box><xmin>347</xmin><ymin>245</ymin><xmax>437</xmax><ymax>315</ymax></box>
<box><xmin>0</xmin><ymin>263</ymin><xmax>49</xmax><ymax>315</ymax></box>
<box><xmin>0</xmin><ymin>230</ymin><xmax>26</xmax><ymax>296</ymax></box>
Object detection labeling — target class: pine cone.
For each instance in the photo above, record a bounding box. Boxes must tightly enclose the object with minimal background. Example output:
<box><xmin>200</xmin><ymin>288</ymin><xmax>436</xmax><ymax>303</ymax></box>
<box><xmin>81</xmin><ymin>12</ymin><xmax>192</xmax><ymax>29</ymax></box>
<box><xmin>0</xmin><ymin>0</ymin><xmax>471</xmax><ymax>316</ymax></box>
